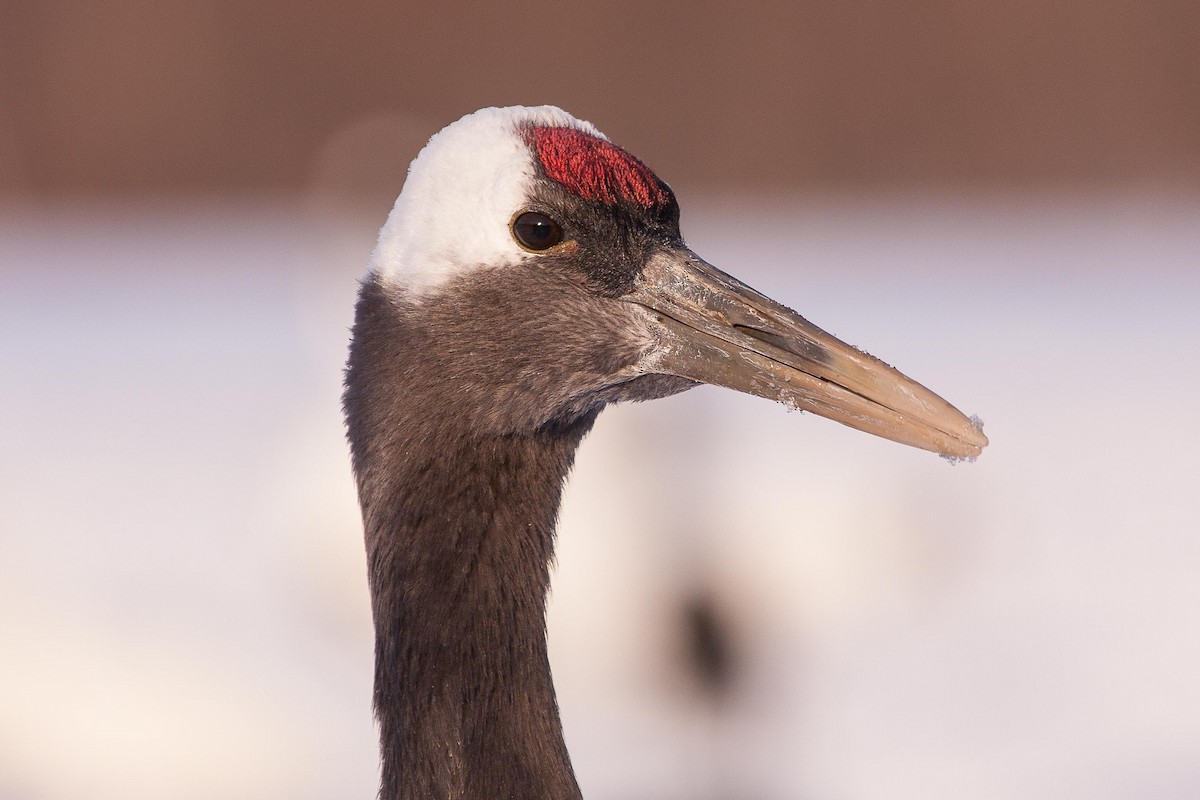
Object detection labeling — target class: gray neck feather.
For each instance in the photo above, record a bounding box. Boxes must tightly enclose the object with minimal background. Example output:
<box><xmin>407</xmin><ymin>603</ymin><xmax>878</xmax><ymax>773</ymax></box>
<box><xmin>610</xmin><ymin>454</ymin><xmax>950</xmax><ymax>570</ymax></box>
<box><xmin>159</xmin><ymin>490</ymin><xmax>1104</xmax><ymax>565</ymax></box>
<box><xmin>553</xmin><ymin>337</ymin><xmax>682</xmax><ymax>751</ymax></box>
<box><xmin>345</xmin><ymin>280</ymin><xmax>590</xmax><ymax>800</ymax></box>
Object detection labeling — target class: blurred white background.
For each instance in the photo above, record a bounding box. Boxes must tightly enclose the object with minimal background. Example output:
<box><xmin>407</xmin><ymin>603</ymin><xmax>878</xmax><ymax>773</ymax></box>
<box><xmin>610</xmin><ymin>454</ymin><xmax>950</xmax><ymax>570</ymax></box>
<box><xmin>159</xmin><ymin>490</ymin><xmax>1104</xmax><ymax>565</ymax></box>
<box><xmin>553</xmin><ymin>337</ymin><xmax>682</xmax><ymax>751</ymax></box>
<box><xmin>3</xmin><ymin>193</ymin><xmax>1197</xmax><ymax>799</ymax></box>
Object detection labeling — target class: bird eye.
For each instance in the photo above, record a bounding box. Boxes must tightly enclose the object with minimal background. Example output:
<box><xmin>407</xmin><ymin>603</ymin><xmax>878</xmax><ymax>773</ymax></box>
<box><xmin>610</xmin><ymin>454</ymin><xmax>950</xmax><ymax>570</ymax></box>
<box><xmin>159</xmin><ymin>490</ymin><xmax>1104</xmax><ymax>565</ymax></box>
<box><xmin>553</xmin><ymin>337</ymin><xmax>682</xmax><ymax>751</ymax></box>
<box><xmin>512</xmin><ymin>212</ymin><xmax>564</xmax><ymax>251</ymax></box>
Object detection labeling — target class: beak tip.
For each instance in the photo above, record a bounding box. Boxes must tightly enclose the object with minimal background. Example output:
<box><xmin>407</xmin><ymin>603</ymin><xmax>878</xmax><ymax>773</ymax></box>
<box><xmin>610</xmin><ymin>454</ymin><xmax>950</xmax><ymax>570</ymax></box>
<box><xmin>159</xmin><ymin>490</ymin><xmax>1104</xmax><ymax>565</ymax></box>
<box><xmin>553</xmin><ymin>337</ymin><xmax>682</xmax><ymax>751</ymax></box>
<box><xmin>968</xmin><ymin>414</ymin><xmax>989</xmax><ymax>450</ymax></box>
<box><xmin>940</xmin><ymin>414</ymin><xmax>988</xmax><ymax>461</ymax></box>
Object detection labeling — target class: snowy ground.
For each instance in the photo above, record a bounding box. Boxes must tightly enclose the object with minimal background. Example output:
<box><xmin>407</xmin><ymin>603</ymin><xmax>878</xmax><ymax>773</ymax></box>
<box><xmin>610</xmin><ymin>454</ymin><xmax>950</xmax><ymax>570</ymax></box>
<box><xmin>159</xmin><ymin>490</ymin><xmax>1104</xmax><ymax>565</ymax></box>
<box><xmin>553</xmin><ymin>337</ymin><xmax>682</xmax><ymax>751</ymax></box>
<box><xmin>2</xmin><ymin>194</ymin><xmax>1198</xmax><ymax>800</ymax></box>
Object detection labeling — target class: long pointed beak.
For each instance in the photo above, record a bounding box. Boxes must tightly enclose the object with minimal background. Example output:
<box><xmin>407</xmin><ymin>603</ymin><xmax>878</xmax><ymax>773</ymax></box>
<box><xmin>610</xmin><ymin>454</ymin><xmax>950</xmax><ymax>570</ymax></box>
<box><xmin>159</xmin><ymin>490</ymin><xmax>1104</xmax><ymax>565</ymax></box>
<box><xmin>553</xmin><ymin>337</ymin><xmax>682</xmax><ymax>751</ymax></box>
<box><xmin>626</xmin><ymin>249</ymin><xmax>988</xmax><ymax>460</ymax></box>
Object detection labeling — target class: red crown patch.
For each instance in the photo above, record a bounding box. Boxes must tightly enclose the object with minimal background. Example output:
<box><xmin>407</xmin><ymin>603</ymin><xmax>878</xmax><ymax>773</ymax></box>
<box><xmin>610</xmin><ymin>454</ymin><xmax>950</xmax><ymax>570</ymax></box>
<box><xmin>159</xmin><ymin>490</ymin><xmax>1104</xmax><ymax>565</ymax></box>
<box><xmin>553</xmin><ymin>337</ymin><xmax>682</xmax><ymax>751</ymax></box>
<box><xmin>524</xmin><ymin>126</ymin><xmax>672</xmax><ymax>210</ymax></box>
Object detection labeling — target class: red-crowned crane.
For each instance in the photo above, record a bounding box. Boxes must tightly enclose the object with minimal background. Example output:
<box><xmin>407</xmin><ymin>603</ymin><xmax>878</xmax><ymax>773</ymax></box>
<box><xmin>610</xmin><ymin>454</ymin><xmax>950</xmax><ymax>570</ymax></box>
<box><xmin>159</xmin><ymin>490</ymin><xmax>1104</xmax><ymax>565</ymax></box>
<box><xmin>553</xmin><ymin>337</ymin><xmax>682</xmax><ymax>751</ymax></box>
<box><xmin>343</xmin><ymin>105</ymin><xmax>987</xmax><ymax>800</ymax></box>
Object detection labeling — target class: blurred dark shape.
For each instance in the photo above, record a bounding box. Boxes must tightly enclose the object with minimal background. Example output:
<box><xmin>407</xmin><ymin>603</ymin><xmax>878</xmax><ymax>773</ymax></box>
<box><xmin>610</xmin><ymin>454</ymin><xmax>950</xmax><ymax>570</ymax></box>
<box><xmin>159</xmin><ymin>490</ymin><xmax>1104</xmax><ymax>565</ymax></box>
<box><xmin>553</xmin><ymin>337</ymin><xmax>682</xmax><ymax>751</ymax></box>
<box><xmin>681</xmin><ymin>587</ymin><xmax>739</xmax><ymax>704</ymax></box>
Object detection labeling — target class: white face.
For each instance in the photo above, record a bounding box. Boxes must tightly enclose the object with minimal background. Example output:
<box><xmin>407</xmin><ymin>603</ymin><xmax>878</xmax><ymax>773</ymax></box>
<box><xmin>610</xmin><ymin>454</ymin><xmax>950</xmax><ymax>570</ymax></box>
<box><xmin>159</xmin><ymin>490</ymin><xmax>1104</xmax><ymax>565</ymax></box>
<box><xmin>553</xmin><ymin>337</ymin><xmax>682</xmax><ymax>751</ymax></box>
<box><xmin>369</xmin><ymin>106</ymin><xmax>606</xmax><ymax>297</ymax></box>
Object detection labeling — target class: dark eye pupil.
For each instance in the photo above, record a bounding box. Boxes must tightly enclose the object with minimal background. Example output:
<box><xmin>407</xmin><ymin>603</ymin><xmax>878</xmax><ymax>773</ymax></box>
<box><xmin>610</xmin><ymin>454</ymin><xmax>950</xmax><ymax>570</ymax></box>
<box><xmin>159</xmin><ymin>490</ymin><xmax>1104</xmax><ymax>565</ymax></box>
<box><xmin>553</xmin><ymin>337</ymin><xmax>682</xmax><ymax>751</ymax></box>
<box><xmin>513</xmin><ymin>212</ymin><xmax>564</xmax><ymax>251</ymax></box>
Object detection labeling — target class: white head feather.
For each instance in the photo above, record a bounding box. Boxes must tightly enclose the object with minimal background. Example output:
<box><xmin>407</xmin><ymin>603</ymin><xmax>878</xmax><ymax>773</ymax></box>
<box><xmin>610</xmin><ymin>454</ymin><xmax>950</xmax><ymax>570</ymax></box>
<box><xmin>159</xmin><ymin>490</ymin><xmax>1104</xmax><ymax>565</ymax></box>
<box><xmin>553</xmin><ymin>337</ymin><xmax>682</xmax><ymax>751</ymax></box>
<box><xmin>369</xmin><ymin>105</ymin><xmax>605</xmax><ymax>297</ymax></box>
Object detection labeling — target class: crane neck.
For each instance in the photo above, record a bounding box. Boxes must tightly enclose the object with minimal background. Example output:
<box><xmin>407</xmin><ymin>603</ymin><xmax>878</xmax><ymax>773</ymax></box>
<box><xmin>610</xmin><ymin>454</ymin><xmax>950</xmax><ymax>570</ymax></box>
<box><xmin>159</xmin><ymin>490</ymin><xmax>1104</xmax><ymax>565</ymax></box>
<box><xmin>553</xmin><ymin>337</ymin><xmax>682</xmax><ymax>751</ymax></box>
<box><xmin>345</xmin><ymin>282</ymin><xmax>591</xmax><ymax>799</ymax></box>
<box><xmin>361</xmin><ymin>425</ymin><xmax>589</xmax><ymax>800</ymax></box>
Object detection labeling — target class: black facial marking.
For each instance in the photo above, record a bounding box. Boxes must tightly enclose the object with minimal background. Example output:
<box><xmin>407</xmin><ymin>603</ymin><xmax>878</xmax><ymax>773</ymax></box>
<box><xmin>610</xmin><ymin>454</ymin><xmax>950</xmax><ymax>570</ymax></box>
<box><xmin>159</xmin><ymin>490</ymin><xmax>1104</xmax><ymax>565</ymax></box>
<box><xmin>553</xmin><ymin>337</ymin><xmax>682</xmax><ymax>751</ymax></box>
<box><xmin>521</xmin><ymin>180</ymin><xmax>683</xmax><ymax>297</ymax></box>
